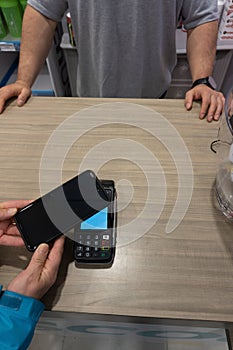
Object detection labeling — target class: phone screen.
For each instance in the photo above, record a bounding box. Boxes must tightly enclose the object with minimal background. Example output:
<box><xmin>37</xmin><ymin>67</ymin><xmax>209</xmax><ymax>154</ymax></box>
<box><xmin>14</xmin><ymin>170</ymin><xmax>109</xmax><ymax>251</ymax></box>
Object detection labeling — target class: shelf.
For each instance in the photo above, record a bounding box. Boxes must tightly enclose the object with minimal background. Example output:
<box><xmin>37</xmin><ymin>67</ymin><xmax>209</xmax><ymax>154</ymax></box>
<box><xmin>0</xmin><ymin>49</ymin><xmax>54</xmax><ymax>95</ymax></box>
<box><xmin>0</xmin><ymin>52</ymin><xmax>19</xmax><ymax>87</ymax></box>
<box><xmin>0</xmin><ymin>34</ymin><xmax>20</xmax><ymax>52</ymax></box>
<box><xmin>0</xmin><ymin>23</ymin><xmax>70</xmax><ymax>97</ymax></box>
<box><xmin>7</xmin><ymin>61</ymin><xmax>55</xmax><ymax>96</ymax></box>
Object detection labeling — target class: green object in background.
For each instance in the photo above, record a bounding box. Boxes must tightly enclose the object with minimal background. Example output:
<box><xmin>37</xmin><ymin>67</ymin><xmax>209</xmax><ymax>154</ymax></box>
<box><xmin>0</xmin><ymin>0</ymin><xmax>22</xmax><ymax>38</ymax></box>
<box><xmin>19</xmin><ymin>0</ymin><xmax>27</xmax><ymax>12</ymax></box>
<box><xmin>0</xmin><ymin>10</ymin><xmax>7</xmax><ymax>39</ymax></box>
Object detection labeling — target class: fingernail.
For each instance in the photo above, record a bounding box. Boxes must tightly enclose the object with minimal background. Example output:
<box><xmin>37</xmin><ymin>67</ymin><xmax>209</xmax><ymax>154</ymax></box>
<box><xmin>37</xmin><ymin>243</ymin><xmax>49</xmax><ymax>255</ymax></box>
<box><xmin>7</xmin><ymin>208</ymin><xmax>17</xmax><ymax>216</ymax></box>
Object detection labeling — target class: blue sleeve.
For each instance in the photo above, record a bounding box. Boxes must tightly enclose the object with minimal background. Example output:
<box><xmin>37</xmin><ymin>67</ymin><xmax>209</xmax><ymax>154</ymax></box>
<box><xmin>0</xmin><ymin>285</ymin><xmax>44</xmax><ymax>350</ymax></box>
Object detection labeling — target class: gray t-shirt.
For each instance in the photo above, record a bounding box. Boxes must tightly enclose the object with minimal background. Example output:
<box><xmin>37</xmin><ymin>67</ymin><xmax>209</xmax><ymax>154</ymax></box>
<box><xmin>28</xmin><ymin>0</ymin><xmax>218</xmax><ymax>98</ymax></box>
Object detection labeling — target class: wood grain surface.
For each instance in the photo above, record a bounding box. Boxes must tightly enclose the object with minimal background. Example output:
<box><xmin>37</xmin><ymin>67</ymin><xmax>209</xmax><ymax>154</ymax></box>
<box><xmin>0</xmin><ymin>97</ymin><xmax>232</xmax><ymax>325</ymax></box>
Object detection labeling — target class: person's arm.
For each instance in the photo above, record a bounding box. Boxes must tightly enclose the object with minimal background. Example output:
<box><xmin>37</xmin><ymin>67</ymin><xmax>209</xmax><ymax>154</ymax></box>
<box><xmin>0</xmin><ymin>236</ymin><xmax>65</xmax><ymax>350</ymax></box>
<box><xmin>0</xmin><ymin>286</ymin><xmax>44</xmax><ymax>350</ymax></box>
<box><xmin>0</xmin><ymin>5</ymin><xmax>57</xmax><ymax>114</ymax></box>
<box><xmin>185</xmin><ymin>20</ymin><xmax>225</xmax><ymax>122</ymax></box>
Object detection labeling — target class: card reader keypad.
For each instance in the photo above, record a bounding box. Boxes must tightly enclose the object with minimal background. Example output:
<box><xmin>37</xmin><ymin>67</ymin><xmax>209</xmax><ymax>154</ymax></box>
<box><xmin>75</xmin><ymin>232</ymin><xmax>111</xmax><ymax>259</ymax></box>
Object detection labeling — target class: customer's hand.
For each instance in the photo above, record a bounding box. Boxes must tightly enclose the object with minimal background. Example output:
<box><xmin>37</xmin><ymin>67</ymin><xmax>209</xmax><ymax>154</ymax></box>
<box><xmin>0</xmin><ymin>200</ymin><xmax>31</xmax><ymax>246</ymax></box>
<box><xmin>7</xmin><ymin>236</ymin><xmax>65</xmax><ymax>299</ymax></box>
<box><xmin>0</xmin><ymin>81</ymin><xmax>31</xmax><ymax>114</ymax></box>
<box><xmin>185</xmin><ymin>85</ymin><xmax>225</xmax><ymax>122</ymax></box>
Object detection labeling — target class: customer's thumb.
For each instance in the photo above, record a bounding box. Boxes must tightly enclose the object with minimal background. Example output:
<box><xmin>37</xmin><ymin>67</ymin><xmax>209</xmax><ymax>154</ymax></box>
<box><xmin>30</xmin><ymin>243</ymin><xmax>49</xmax><ymax>270</ymax></box>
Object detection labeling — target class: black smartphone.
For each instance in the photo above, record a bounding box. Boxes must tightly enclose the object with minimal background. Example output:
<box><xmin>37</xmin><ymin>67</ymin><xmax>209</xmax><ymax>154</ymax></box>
<box><xmin>74</xmin><ymin>180</ymin><xmax>117</xmax><ymax>268</ymax></box>
<box><xmin>14</xmin><ymin>170</ymin><xmax>110</xmax><ymax>252</ymax></box>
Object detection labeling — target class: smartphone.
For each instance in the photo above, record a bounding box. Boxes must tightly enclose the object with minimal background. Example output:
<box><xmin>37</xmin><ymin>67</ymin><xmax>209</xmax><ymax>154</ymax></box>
<box><xmin>14</xmin><ymin>170</ymin><xmax>110</xmax><ymax>252</ymax></box>
<box><xmin>74</xmin><ymin>180</ymin><xmax>117</xmax><ymax>268</ymax></box>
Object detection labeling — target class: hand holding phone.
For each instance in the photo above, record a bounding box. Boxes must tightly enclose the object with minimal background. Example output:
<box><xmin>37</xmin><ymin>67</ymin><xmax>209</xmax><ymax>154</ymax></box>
<box><xmin>14</xmin><ymin>170</ymin><xmax>110</xmax><ymax>251</ymax></box>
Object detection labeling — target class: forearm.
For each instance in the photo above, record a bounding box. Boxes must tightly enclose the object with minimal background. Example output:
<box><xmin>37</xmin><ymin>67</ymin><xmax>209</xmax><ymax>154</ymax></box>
<box><xmin>186</xmin><ymin>20</ymin><xmax>218</xmax><ymax>82</ymax></box>
<box><xmin>17</xmin><ymin>5</ymin><xmax>57</xmax><ymax>87</ymax></box>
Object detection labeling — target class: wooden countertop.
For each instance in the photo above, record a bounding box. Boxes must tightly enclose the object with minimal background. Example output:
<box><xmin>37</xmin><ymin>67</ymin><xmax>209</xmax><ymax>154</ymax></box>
<box><xmin>0</xmin><ymin>97</ymin><xmax>233</xmax><ymax>324</ymax></box>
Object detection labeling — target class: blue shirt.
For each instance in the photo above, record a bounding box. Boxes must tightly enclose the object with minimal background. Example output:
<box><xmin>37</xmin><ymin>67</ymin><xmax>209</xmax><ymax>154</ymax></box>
<box><xmin>0</xmin><ymin>285</ymin><xmax>44</xmax><ymax>350</ymax></box>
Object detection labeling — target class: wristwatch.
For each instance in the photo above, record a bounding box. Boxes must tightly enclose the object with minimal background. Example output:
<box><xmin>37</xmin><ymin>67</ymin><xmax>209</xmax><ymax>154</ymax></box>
<box><xmin>191</xmin><ymin>76</ymin><xmax>217</xmax><ymax>90</ymax></box>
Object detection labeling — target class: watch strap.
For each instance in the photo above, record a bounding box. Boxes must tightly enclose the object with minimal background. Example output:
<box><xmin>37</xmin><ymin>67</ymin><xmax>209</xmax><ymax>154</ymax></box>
<box><xmin>191</xmin><ymin>77</ymin><xmax>216</xmax><ymax>90</ymax></box>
